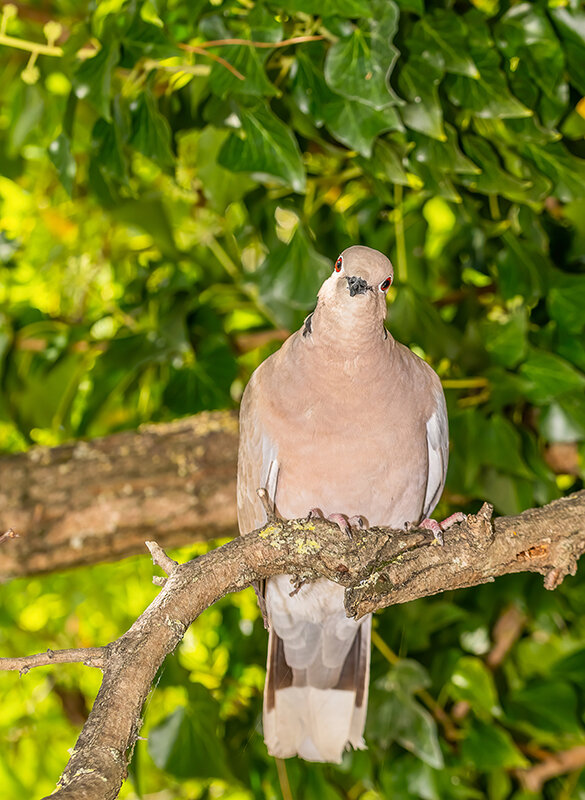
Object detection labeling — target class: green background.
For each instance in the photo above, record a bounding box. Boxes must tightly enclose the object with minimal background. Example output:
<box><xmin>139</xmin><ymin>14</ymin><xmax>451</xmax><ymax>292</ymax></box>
<box><xmin>1</xmin><ymin>0</ymin><xmax>585</xmax><ymax>797</ymax></box>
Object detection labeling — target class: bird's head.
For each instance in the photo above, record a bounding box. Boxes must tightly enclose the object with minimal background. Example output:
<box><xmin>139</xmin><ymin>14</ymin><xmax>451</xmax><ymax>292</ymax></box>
<box><xmin>317</xmin><ymin>245</ymin><xmax>394</xmax><ymax>324</ymax></box>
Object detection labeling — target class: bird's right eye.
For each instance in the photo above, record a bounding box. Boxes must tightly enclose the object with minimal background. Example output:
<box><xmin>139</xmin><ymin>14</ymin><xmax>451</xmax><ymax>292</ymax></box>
<box><xmin>334</xmin><ymin>256</ymin><xmax>343</xmax><ymax>272</ymax></box>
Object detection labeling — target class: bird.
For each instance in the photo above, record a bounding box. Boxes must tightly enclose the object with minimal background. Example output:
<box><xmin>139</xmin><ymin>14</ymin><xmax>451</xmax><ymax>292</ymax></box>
<box><xmin>236</xmin><ymin>244</ymin><xmax>454</xmax><ymax>763</ymax></box>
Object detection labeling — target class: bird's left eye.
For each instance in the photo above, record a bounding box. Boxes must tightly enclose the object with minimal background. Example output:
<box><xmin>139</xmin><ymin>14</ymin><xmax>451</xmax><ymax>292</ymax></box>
<box><xmin>334</xmin><ymin>256</ymin><xmax>343</xmax><ymax>273</ymax></box>
<box><xmin>380</xmin><ymin>276</ymin><xmax>392</xmax><ymax>291</ymax></box>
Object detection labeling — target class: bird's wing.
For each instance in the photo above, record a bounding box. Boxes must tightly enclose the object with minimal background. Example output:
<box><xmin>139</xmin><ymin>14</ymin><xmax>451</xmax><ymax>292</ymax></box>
<box><xmin>236</xmin><ymin>367</ymin><xmax>279</xmax><ymax>535</ymax></box>
<box><xmin>422</xmin><ymin>388</ymin><xmax>449</xmax><ymax>519</ymax></box>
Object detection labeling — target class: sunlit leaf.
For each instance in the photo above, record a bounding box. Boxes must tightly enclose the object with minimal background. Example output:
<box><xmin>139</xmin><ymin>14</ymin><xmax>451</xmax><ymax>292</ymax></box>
<box><xmin>324</xmin><ymin>0</ymin><xmax>402</xmax><ymax>110</ymax></box>
<box><xmin>219</xmin><ymin>103</ymin><xmax>306</xmax><ymax>192</ymax></box>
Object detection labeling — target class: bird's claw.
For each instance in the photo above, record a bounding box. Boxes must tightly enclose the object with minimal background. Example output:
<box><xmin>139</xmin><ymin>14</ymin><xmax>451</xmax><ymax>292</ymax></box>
<box><xmin>305</xmin><ymin>509</ymin><xmax>366</xmax><ymax>539</ymax></box>
<box><xmin>418</xmin><ymin>512</ymin><xmax>467</xmax><ymax>546</ymax></box>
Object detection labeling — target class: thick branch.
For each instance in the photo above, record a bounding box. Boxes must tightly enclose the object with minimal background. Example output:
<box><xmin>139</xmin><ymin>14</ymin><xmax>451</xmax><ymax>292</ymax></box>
<box><xmin>0</xmin><ymin>411</ymin><xmax>239</xmax><ymax>580</ymax></box>
<box><xmin>0</xmin><ymin>490</ymin><xmax>583</xmax><ymax>800</ymax></box>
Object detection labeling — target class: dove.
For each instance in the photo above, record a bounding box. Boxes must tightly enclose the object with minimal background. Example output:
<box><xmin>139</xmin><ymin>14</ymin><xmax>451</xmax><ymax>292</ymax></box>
<box><xmin>237</xmin><ymin>244</ymin><xmax>456</xmax><ymax>763</ymax></box>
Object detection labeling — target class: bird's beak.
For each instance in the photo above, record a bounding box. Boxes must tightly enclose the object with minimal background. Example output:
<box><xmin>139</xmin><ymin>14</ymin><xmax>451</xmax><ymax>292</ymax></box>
<box><xmin>346</xmin><ymin>276</ymin><xmax>372</xmax><ymax>296</ymax></box>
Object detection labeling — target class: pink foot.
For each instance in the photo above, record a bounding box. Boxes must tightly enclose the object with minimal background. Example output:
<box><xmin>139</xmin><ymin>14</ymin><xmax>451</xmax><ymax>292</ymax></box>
<box><xmin>419</xmin><ymin>512</ymin><xmax>466</xmax><ymax>545</ymax></box>
<box><xmin>307</xmin><ymin>509</ymin><xmax>365</xmax><ymax>538</ymax></box>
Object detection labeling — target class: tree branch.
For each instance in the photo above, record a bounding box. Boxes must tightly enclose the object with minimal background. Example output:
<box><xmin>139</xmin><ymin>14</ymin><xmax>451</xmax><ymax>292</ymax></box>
<box><xmin>0</xmin><ymin>647</ymin><xmax>106</xmax><ymax>674</ymax></box>
<box><xmin>0</xmin><ymin>411</ymin><xmax>239</xmax><ymax>580</ymax></box>
<box><xmin>0</xmin><ymin>490</ymin><xmax>584</xmax><ymax>799</ymax></box>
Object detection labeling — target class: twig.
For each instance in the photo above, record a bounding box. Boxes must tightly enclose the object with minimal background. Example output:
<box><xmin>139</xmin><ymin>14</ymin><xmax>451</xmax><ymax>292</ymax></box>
<box><xmin>182</xmin><ymin>45</ymin><xmax>245</xmax><ymax>80</ymax></box>
<box><xmin>0</xmin><ymin>647</ymin><xmax>106</xmax><ymax>674</ymax></box>
<box><xmin>179</xmin><ymin>34</ymin><xmax>326</xmax><ymax>51</ymax></box>
<box><xmin>145</xmin><ymin>541</ymin><xmax>177</xmax><ymax>575</ymax></box>
<box><xmin>516</xmin><ymin>745</ymin><xmax>585</xmax><ymax>793</ymax></box>
<box><xmin>486</xmin><ymin>604</ymin><xmax>526</xmax><ymax>669</ymax></box>
<box><xmin>0</xmin><ymin>528</ymin><xmax>18</xmax><ymax>545</ymax></box>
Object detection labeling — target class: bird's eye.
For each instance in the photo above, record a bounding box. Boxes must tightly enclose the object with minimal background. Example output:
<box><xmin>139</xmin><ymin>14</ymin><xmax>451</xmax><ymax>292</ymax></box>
<box><xmin>334</xmin><ymin>256</ymin><xmax>343</xmax><ymax>273</ymax></box>
<box><xmin>379</xmin><ymin>276</ymin><xmax>392</xmax><ymax>292</ymax></box>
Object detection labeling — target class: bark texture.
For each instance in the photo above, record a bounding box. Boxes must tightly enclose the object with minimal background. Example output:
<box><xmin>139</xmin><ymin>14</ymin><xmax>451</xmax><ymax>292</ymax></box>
<box><xmin>0</xmin><ymin>411</ymin><xmax>239</xmax><ymax>580</ymax></box>
<box><xmin>0</xmin><ymin>490</ymin><xmax>584</xmax><ymax>800</ymax></box>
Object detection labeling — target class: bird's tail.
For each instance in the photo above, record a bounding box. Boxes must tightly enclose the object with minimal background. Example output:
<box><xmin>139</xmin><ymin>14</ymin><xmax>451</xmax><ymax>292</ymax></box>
<box><xmin>263</xmin><ymin>615</ymin><xmax>371</xmax><ymax>763</ymax></box>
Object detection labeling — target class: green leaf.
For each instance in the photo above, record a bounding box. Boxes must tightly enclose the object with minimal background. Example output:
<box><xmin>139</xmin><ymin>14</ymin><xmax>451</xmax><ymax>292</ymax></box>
<box><xmin>461</xmin><ymin>720</ymin><xmax>527</xmax><ymax>770</ymax></box>
<box><xmin>519</xmin><ymin>350</ymin><xmax>585</xmax><ymax>405</ymax></box>
<box><xmin>209</xmin><ymin>45</ymin><xmax>278</xmax><ymax>99</ymax></box>
<box><xmin>523</xmin><ymin>142</ymin><xmax>585</xmax><ymax>203</ymax></box>
<box><xmin>324</xmin><ymin>100</ymin><xmax>403</xmax><ymax>157</ymax></box>
<box><xmin>495</xmin><ymin>5</ymin><xmax>566</xmax><ymax>127</ymax></box>
<box><xmin>446</xmin><ymin>42</ymin><xmax>532</xmax><ymax>120</ymax></box>
<box><xmin>256</xmin><ymin>226</ymin><xmax>330</xmax><ymax>328</ymax></box>
<box><xmin>548</xmin><ymin>274</ymin><xmax>585</xmax><ymax>334</ymax></box>
<box><xmin>112</xmin><ymin>196</ymin><xmax>180</xmax><ymax>259</ymax></box>
<box><xmin>506</xmin><ymin>681</ymin><xmax>582</xmax><ymax>735</ymax></box>
<box><xmin>411</xmin><ymin>125</ymin><xmax>480</xmax><ymax>175</ymax></box>
<box><xmin>397</xmin><ymin>54</ymin><xmax>445</xmax><ymax>140</ymax></box>
<box><xmin>360</xmin><ymin>139</ymin><xmax>412</xmax><ymax>187</ymax></box>
<box><xmin>459</xmin><ymin>136</ymin><xmax>531</xmax><ymax>203</ymax></box>
<box><xmin>418</xmin><ymin>12</ymin><xmax>479</xmax><ymax>77</ymax></box>
<box><xmin>280</xmin><ymin>0</ymin><xmax>373</xmax><ymax>15</ymax></box>
<box><xmin>448</xmin><ymin>656</ymin><xmax>501</xmax><ymax>719</ymax></box>
<box><xmin>178</xmin><ymin>127</ymin><xmax>256</xmax><ymax>213</ymax></box>
<box><xmin>324</xmin><ymin>0</ymin><xmax>402</xmax><ymax>110</ymax></box>
<box><xmin>495</xmin><ymin>234</ymin><xmax>550</xmax><ymax>302</ymax></box>
<box><xmin>130</xmin><ymin>93</ymin><xmax>174</xmax><ymax>167</ymax></box>
<box><xmin>148</xmin><ymin>688</ymin><xmax>230</xmax><ymax>779</ymax></box>
<box><xmin>480</xmin><ymin>307</ymin><xmax>527</xmax><ymax>368</ymax></box>
<box><xmin>218</xmin><ymin>103</ymin><xmax>306</xmax><ymax>193</ymax></box>
<box><xmin>73</xmin><ymin>41</ymin><xmax>120</xmax><ymax>121</ymax></box>
<box><xmin>370</xmin><ymin>662</ymin><xmax>444</xmax><ymax>768</ymax></box>
<box><xmin>291</xmin><ymin>49</ymin><xmax>336</xmax><ymax>126</ymax></box>
<box><xmin>48</xmin><ymin>133</ymin><xmax>76</xmax><ymax>196</ymax></box>
<box><xmin>550</xmin><ymin>7</ymin><xmax>585</xmax><ymax>94</ymax></box>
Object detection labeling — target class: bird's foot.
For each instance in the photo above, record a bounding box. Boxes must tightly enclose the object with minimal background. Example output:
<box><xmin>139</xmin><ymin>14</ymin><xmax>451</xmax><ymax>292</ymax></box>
<box><xmin>306</xmin><ymin>509</ymin><xmax>366</xmax><ymax>539</ymax></box>
<box><xmin>418</xmin><ymin>512</ymin><xmax>467</xmax><ymax>545</ymax></box>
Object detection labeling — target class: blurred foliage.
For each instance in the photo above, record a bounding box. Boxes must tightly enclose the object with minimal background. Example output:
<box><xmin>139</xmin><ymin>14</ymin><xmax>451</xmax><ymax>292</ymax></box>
<box><xmin>1</xmin><ymin>0</ymin><xmax>585</xmax><ymax>797</ymax></box>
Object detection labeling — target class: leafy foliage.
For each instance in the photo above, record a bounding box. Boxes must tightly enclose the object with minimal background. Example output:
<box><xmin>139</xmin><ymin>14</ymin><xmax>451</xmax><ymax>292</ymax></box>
<box><xmin>1</xmin><ymin>0</ymin><xmax>585</xmax><ymax>797</ymax></box>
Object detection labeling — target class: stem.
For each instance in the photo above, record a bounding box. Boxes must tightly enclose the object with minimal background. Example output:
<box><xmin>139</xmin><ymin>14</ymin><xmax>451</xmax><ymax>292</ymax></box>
<box><xmin>0</xmin><ymin>32</ymin><xmax>62</xmax><ymax>56</ymax></box>
<box><xmin>275</xmin><ymin>758</ymin><xmax>294</xmax><ymax>800</ymax></box>
<box><xmin>394</xmin><ymin>184</ymin><xmax>408</xmax><ymax>283</ymax></box>
<box><xmin>180</xmin><ymin>34</ymin><xmax>326</xmax><ymax>51</ymax></box>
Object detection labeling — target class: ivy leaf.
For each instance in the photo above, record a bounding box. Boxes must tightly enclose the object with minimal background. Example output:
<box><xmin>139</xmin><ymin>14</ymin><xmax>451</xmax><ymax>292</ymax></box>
<box><xmin>73</xmin><ymin>41</ymin><xmax>120</xmax><ymax>121</ymax></box>
<box><xmin>495</xmin><ymin>5</ymin><xmax>567</xmax><ymax>127</ymax></box>
<box><xmin>209</xmin><ymin>45</ymin><xmax>278</xmax><ymax>99</ymax></box>
<box><xmin>280</xmin><ymin>0</ymin><xmax>373</xmax><ymax>15</ymax></box>
<box><xmin>256</xmin><ymin>226</ymin><xmax>330</xmax><ymax>328</ymax></box>
<box><xmin>370</xmin><ymin>661</ymin><xmax>443</xmax><ymax>768</ymax></box>
<box><xmin>48</xmin><ymin>133</ymin><xmax>76</xmax><ymax>196</ymax></box>
<box><xmin>480</xmin><ymin>308</ymin><xmax>527</xmax><ymax>368</ymax></box>
<box><xmin>446</xmin><ymin>47</ymin><xmax>532</xmax><ymax>120</ymax></box>
<box><xmin>411</xmin><ymin>125</ymin><xmax>480</xmax><ymax>175</ymax></box>
<box><xmin>547</xmin><ymin>273</ymin><xmax>585</xmax><ymax>334</ymax></box>
<box><xmin>218</xmin><ymin>103</ymin><xmax>306</xmax><ymax>193</ymax></box>
<box><xmin>449</xmin><ymin>656</ymin><xmax>501</xmax><ymax>719</ymax></box>
<box><xmin>130</xmin><ymin>93</ymin><xmax>174</xmax><ymax>167</ymax></box>
<box><xmin>519</xmin><ymin>350</ymin><xmax>585</xmax><ymax>405</ymax></box>
<box><xmin>397</xmin><ymin>54</ymin><xmax>445</xmax><ymax>140</ymax></box>
<box><xmin>461</xmin><ymin>721</ymin><xmax>528</xmax><ymax>770</ymax></box>
<box><xmin>324</xmin><ymin>0</ymin><xmax>402</xmax><ymax>110</ymax></box>
<box><xmin>324</xmin><ymin>100</ymin><xmax>403</xmax><ymax>157</ymax></box>
<box><xmin>418</xmin><ymin>12</ymin><xmax>479</xmax><ymax>77</ymax></box>
<box><xmin>549</xmin><ymin>7</ymin><xmax>585</xmax><ymax>94</ymax></box>
<box><xmin>459</xmin><ymin>135</ymin><xmax>531</xmax><ymax>203</ymax></box>
<box><xmin>148</xmin><ymin>687</ymin><xmax>230</xmax><ymax>779</ymax></box>
<box><xmin>523</xmin><ymin>142</ymin><xmax>585</xmax><ymax>203</ymax></box>
<box><xmin>506</xmin><ymin>681</ymin><xmax>582</xmax><ymax>735</ymax></box>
